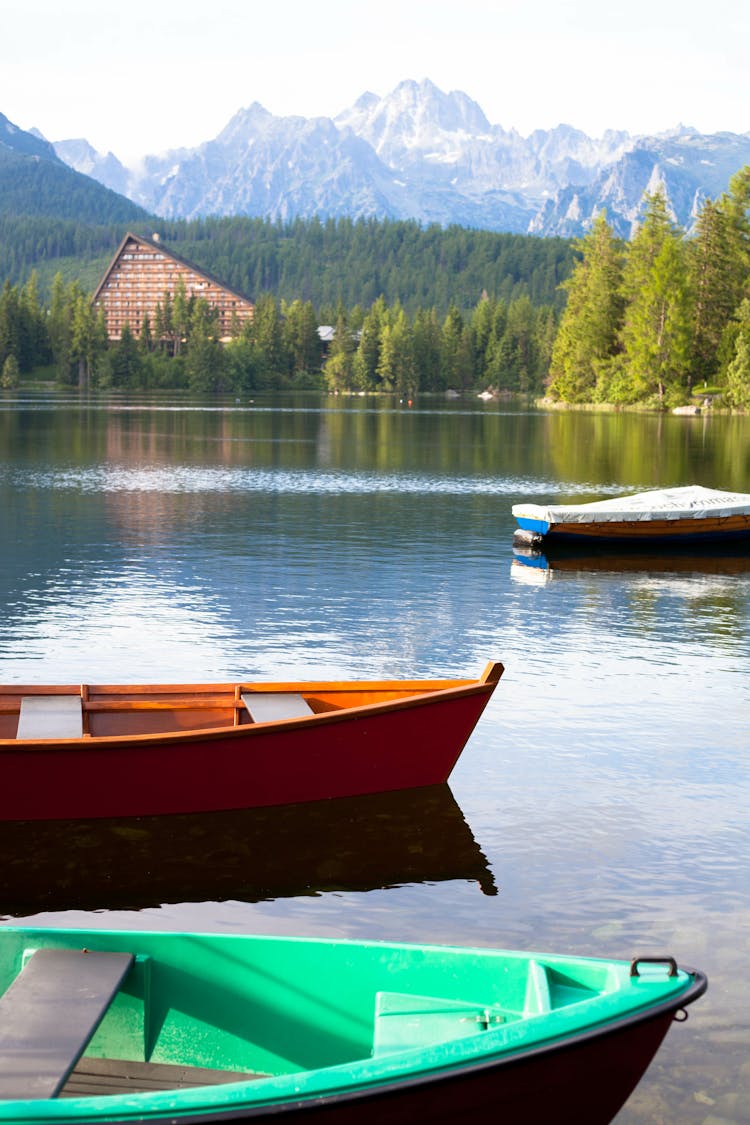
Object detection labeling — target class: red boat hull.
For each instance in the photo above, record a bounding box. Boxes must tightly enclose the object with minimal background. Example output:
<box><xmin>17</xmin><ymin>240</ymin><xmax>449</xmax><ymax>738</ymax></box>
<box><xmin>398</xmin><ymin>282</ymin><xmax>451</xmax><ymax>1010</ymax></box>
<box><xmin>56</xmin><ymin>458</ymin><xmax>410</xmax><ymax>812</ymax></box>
<box><xmin>0</xmin><ymin>672</ymin><xmax>501</xmax><ymax>821</ymax></box>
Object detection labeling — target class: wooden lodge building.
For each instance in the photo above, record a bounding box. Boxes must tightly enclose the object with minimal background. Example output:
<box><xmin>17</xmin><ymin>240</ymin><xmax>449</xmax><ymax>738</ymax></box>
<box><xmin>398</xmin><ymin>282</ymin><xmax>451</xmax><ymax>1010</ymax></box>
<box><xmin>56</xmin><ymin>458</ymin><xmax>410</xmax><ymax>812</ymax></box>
<box><xmin>93</xmin><ymin>232</ymin><xmax>254</xmax><ymax>342</ymax></box>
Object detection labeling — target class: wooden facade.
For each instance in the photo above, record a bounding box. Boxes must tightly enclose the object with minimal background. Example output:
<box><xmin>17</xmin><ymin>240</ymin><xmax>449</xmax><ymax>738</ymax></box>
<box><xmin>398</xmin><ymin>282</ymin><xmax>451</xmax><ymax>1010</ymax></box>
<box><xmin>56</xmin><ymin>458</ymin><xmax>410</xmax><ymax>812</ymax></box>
<box><xmin>92</xmin><ymin>233</ymin><xmax>254</xmax><ymax>342</ymax></box>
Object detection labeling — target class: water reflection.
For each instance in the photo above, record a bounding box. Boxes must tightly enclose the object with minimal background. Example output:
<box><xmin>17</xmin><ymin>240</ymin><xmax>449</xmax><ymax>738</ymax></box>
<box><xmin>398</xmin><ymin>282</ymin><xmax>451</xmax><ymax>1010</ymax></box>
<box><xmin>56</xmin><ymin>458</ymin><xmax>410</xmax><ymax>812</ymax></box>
<box><xmin>0</xmin><ymin>786</ymin><xmax>495</xmax><ymax>917</ymax></box>
<box><xmin>510</xmin><ymin>543</ymin><xmax>750</xmax><ymax>592</ymax></box>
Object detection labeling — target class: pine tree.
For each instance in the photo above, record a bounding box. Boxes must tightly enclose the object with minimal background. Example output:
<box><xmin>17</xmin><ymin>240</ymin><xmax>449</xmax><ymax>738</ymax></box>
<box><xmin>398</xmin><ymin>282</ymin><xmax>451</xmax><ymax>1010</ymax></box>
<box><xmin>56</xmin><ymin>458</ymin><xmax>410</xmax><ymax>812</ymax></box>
<box><xmin>185</xmin><ymin>300</ymin><xmax>226</xmax><ymax>392</ymax></box>
<box><xmin>688</xmin><ymin>198</ymin><xmax>736</xmax><ymax>386</ymax></box>
<box><xmin>503</xmin><ymin>296</ymin><xmax>543</xmax><ymax>392</ymax></box>
<box><xmin>469</xmin><ymin>294</ymin><xmax>495</xmax><ymax>378</ymax></box>
<box><xmin>719</xmin><ymin>166</ymin><xmax>750</xmax><ymax>307</ymax></box>
<box><xmin>48</xmin><ymin>273</ymin><xmax>74</xmax><ymax>383</ymax></box>
<box><xmin>352</xmin><ymin>296</ymin><xmax>386</xmax><ymax>390</ymax></box>
<box><xmin>1</xmin><ymin>353</ymin><xmax>20</xmax><ymax>388</ymax></box>
<box><xmin>70</xmin><ymin>286</ymin><xmax>98</xmax><ymax>387</ymax></box>
<box><xmin>281</xmin><ymin>299</ymin><xmax>321</xmax><ymax>376</ymax></box>
<box><xmin>411</xmin><ymin>308</ymin><xmax>443</xmax><ymax>390</ymax></box>
<box><xmin>106</xmin><ymin>324</ymin><xmax>142</xmax><ymax>388</ymax></box>
<box><xmin>376</xmin><ymin>308</ymin><xmax>416</xmax><ymax>395</ymax></box>
<box><xmin>139</xmin><ymin>314</ymin><xmax>154</xmax><ymax>355</ymax></box>
<box><xmin>724</xmin><ymin>298</ymin><xmax>750</xmax><ymax>409</ymax></box>
<box><xmin>548</xmin><ymin>213</ymin><xmax>624</xmax><ymax>402</ymax></box>
<box><xmin>0</xmin><ymin>281</ymin><xmax>20</xmax><ymax>370</ymax></box>
<box><xmin>251</xmin><ymin>295</ymin><xmax>285</xmax><ymax>376</ymax></box>
<box><xmin>441</xmin><ymin>306</ymin><xmax>475</xmax><ymax>390</ymax></box>
<box><xmin>323</xmin><ymin>307</ymin><xmax>357</xmax><ymax>391</ymax></box>
<box><xmin>621</xmin><ymin>188</ymin><xmax>678</xmax><ymax>302</ymax></box>
<box><xmin>620</xmin><ymin>224</ymin><xmax>692</xmax><ymax>405</ymax></box>
<box><xmin>155</xmin><ymin>292</ymin><xmax>174</xmax><ymax>353</ymax></box>
<box><xmin>20</xmin><ymin>271</ymin><xmax>50</xmax><ymax>370</ymax></box>
<box><xmin>172</xmin><ymin>275</ymin><xmax>190</xmax><ymax>356</ymax></box>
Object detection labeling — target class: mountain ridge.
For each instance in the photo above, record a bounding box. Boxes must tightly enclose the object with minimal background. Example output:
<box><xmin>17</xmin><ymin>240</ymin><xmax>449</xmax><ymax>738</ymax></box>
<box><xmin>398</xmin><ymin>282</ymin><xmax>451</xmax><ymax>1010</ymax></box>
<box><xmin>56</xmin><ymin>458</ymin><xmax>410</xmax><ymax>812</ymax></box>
<box><xmin>16</xmin><ymin>79</ymin><xmax>750</xmax><ymax>237</ymax></box>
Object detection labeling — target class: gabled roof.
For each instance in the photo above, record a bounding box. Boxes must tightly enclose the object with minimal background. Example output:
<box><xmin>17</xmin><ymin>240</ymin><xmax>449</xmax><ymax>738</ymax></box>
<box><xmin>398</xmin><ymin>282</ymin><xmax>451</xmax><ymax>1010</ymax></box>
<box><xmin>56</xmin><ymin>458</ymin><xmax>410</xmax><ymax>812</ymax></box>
<box><xmin>92</xmin><ymin>231</ymin><xmax>254</xmax><ymax>305</ymax></box>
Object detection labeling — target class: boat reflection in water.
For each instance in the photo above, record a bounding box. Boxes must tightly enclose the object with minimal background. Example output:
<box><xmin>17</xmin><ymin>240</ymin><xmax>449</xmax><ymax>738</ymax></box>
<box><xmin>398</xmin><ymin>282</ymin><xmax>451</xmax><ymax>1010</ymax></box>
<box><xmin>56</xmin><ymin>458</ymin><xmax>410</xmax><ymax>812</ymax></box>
<box><xmin>0</xmin><ymin>785</ymin><xmax>495</xmax><ymax>917</ymax></box>
<box><xmin>510</xmin><ymin>541</ymin><xmax>750</xmax><ymax>587</ymax></box>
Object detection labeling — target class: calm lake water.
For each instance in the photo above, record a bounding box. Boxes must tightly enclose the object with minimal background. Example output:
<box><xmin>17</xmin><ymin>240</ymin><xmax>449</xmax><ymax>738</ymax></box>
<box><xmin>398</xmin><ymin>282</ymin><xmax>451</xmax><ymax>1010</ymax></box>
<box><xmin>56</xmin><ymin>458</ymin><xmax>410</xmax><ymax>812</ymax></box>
<box><xmin>1</xmin><ymin>391</ymin><xmax>749</xmax><ymax>1123</ymax></box>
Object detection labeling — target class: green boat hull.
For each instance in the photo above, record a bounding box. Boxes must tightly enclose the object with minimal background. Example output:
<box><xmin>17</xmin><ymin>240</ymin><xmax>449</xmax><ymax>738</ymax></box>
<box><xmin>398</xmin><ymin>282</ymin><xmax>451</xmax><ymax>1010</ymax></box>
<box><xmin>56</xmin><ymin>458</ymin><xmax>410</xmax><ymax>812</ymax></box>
<box><xmin>0</xmin><ymin>928</ymin><xmax>706</xmax><ymax>1124</ymax></box>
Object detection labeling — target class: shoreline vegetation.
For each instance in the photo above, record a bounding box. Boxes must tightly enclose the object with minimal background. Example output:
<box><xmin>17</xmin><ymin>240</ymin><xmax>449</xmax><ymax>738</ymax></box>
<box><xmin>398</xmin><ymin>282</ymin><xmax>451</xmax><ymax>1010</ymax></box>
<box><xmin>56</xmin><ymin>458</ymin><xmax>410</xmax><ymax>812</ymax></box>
<box><xmin>546</xmin><ymin>168</ymin><xmax>750</xmax><ymax>413</ymax></box>
<box><xmin>2</xmin><ymin>178</ymin><xmax>750</xmax><ymax>412</ymax></box>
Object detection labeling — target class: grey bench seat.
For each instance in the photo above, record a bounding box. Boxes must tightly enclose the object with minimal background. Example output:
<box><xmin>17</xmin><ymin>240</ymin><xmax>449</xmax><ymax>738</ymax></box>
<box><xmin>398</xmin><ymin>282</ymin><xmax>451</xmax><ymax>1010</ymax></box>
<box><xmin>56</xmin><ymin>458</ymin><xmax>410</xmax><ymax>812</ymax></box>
<box><xmin>241</xmin><ymin>692</ymin><xmax>314</xmax><ymax>723</ymax></box>
<box><xmin>0</xmin><ymin>948</ymin><xmax>133</xmax><ymax>1100</ymax></box>
<box><xmin>16</xmin><ymin>696</ymin><xmax>83</xmax><ymax>740</ymax></box>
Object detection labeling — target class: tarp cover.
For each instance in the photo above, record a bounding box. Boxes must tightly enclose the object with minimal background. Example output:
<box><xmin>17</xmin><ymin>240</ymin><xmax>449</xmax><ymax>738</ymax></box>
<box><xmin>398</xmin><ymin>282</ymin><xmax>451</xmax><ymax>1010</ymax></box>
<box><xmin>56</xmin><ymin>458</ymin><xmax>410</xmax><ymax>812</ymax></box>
<box><xmin>512</xmin><ymin>486</ymin><xmax>750</xmax><ymax>526</ymax></box>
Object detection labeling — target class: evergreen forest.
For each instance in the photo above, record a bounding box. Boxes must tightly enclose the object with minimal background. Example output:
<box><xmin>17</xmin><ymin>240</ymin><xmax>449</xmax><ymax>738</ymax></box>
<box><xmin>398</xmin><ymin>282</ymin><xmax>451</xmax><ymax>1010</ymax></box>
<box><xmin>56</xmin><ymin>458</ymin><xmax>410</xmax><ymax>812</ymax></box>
<box><xmin>0</xmin><ymin>215</ymin><xmax>571</xmax><ymax>395</ymax></box>
<box><xmin>0</xmin><ymin>215</ymin><xmax>574</xmax><ymax>312</ymax></box>
<box><xmin>3</xmin><ymin>169</ymin><xmax>750</xmax><ymax>408</ymax></box>
<box><xmin>0</xmin><ymin>272</ymin><xmax>557</xmax><ymax>397</ymax></box>
<box><xmin>549</xmin><ymin>167</ymin><xmax>750</xmax><ymax>409</ymax></box>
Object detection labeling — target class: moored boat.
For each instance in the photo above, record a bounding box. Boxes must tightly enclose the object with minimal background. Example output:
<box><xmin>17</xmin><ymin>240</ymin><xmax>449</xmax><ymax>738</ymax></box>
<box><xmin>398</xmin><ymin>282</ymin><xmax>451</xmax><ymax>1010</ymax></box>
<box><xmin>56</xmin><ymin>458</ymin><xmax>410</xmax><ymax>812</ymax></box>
<box><xmin>0</xmin><ymin>663</ymin><xmax>502</xmax><ymax>821</ymax></box>
<box><xmin>512</xmin><ymin>485</ymin><xmax>750</xmax><ymax>547</ymax></box>
<box><xmin>0</xmin><ymin>926</ymin><xmax>706</xmax><ymax>1124</ymax></box>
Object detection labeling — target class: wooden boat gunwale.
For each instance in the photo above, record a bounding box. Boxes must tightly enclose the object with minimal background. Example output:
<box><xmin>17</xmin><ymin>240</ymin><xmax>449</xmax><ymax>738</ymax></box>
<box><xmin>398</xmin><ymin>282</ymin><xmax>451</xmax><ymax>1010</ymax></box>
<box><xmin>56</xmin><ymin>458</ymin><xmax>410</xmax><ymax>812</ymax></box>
<box><xmin>0</xmin><ymin>662</ymin><xmax>504</xmax><ymax>752</ymax></box>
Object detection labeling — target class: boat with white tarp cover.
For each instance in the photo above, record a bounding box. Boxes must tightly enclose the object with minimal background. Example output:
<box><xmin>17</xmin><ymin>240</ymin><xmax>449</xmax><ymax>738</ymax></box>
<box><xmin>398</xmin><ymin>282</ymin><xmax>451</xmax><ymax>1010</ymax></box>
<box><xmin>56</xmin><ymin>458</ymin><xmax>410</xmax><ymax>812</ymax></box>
<box><xmin>512</xmin><ymin>485</ymin><xmax>750</xmax><ymax>546</ymax></box>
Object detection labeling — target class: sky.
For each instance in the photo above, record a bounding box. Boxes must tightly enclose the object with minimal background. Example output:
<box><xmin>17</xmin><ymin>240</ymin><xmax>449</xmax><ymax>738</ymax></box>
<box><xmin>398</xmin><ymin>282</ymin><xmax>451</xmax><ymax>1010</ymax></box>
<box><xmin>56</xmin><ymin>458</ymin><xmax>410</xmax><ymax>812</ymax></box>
<box><xmin>1</xmin><ymin>0</ymin><xmax>748</xmax><ymax>167</ymax></box>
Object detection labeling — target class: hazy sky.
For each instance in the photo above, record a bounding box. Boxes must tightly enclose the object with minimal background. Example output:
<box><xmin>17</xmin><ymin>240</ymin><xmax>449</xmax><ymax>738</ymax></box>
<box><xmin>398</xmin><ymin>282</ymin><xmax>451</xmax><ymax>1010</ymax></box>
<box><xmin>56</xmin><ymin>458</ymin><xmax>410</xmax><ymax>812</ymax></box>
<box><xmin>2</xmin><ymin>0</ymin><xmax>747</xmax><ymax>165</ymax></box>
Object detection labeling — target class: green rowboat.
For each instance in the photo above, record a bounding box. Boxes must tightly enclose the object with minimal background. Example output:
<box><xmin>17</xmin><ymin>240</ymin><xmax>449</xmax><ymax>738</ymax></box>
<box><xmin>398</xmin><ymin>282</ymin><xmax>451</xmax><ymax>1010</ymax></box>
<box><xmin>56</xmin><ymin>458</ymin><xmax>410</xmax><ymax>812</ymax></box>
<box><xmin>0</xmin><ymin>927</ymin><xmax>706</xmax><ymax>1124</ymax></box>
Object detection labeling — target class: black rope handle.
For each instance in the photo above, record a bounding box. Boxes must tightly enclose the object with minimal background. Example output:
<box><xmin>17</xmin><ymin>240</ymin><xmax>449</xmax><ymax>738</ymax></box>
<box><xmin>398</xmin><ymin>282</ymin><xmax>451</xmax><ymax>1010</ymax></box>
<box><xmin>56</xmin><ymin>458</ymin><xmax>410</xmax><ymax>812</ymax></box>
<box><xmin>630</xmin><ymin>956</ymin><xmax>679</xmax><ymax>978</ymax></box>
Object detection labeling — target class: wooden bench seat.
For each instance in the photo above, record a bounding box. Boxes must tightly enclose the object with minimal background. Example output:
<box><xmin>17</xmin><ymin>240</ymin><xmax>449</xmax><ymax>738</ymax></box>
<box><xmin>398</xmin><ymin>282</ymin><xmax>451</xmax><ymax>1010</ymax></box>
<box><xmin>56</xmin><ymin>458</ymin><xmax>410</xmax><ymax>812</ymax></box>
<box><xmin>16</xmin><ymin>696</ymin><xmax>83</xmax><ymax>740</ymax></box>
<box><xmin>62</xmin><ymin>1057</ymin><xmax>263</xmax><ymax>1097</ymax></box>
<box><xmin>0</xmin><ymin>949</ymin><xmax>133</xmax><ymax>1099</ymax></box>
<box><xmin>241</xmin><ymin>692</ymin><xmax>314</xmax><ymax>723</ymax></box>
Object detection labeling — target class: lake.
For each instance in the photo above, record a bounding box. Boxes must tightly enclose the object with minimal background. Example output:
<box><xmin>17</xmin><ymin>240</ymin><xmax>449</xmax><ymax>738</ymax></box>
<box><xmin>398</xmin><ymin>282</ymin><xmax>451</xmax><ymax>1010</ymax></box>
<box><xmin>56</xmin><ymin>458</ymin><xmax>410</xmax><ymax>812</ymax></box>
<box><xmin>1</xmin><ymin>391</ymin><xmax>748</xmax><ymax>1123</ymax></box>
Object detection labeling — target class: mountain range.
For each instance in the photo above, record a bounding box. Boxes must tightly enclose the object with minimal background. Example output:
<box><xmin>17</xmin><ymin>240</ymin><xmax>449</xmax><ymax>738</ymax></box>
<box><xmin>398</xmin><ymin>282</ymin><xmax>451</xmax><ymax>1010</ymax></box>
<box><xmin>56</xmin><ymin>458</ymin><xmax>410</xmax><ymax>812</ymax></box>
<box><xmin>8</xmin><ymin>79</ymin><xmax>750</xmax><ymax>238</ymax></box>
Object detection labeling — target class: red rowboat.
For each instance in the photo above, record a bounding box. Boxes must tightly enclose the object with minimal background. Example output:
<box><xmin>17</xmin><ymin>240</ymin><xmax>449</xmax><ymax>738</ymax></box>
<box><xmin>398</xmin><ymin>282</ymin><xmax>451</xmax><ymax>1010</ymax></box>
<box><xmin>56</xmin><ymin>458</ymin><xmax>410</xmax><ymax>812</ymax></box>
<box><xmin>0</xmin><ymin>662</ymin><xmax>503</xmax><ymax>821</ymax></box>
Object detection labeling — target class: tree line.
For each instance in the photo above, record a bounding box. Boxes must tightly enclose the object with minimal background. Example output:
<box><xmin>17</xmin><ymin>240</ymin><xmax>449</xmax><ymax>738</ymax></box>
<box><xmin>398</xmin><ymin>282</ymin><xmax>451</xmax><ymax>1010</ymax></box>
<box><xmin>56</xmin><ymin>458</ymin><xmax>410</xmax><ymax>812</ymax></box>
<box><xmin>0</xmin><ymin>271</ymin><xmax>557</xmax><ymax>396</ymax></box>
<box><xmin>5</xmin><ymin>173</ymin><xmax>750</xmax><ymax>407</ymax></box>
<box><xmin>158</xmin><ymin>216</ymin><xmax>574</xmax><ymax>314</ymax></box>
<box><xmin>0</xmin><ymin>214</ymin><xmax>575</xmax><ymax>314</ymax></box>
<box><xmin>549</xmin><ymin>166</ymin><xmax>750</xmax><ymax>409</ymax></box>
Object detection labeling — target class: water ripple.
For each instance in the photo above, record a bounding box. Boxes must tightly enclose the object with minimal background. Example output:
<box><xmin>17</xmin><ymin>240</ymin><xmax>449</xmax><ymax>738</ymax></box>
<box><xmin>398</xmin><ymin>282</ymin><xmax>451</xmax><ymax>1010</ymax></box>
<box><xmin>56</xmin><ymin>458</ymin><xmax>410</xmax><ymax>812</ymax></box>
<box><xmin>13</xmin><ymin>465</ymin><xmax>556</xmax><ymax>497</ymax></box>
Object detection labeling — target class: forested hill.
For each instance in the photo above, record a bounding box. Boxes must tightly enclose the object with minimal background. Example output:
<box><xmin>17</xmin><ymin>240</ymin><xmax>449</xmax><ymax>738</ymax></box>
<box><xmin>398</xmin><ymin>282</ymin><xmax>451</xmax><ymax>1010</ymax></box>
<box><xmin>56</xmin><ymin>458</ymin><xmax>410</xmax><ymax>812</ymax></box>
<box><xmin>0</xmin><ymin>113</ymin><xmax>150</xmax><ymax>286</ymax></box>
<box><xmin>0</xmin><ymin>136</ymin><xmax>149</xmax><ymax>227</ymax></box>
<box><xmin>0</xmin><ymin>214</ymin><xmax>576</xmax><ymax>314</ymax></box>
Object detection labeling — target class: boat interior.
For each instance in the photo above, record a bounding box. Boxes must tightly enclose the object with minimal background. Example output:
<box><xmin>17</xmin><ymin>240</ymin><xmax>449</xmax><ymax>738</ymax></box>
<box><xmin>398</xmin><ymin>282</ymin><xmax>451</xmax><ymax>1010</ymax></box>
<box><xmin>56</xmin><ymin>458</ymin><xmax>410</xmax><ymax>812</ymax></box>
<box><xmin>0</xmin><ymin>680</ymin><xmax>454</xmax><ymax>741</ymax></box>
<box><xmin>0</xmin><ymin>937</ymin><xmax>610</xmax><ymax>1101</ymax></box>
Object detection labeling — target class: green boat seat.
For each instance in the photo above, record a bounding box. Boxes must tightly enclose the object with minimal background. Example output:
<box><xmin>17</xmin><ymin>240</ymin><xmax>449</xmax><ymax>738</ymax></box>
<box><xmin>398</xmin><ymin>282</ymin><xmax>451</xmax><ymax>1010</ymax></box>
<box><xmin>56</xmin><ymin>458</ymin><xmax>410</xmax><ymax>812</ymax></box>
<box><xmin>0</xmin><ymin>949</ymin><xmax>133</xmax><ymax>1099</ymax></box>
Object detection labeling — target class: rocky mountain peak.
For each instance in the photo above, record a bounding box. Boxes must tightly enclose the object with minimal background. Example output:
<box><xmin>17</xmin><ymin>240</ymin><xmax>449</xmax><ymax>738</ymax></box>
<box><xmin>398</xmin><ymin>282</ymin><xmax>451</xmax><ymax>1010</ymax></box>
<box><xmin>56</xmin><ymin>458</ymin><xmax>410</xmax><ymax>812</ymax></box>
<box><xmin>336</xmin><ymin>78</ymin><xmax>493</xmax><ymax>165</ymax></box>
<box><xmin>41</xmin><ymin>79</ymin><xmax>750</xmax><ymax>239</ymax></box>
